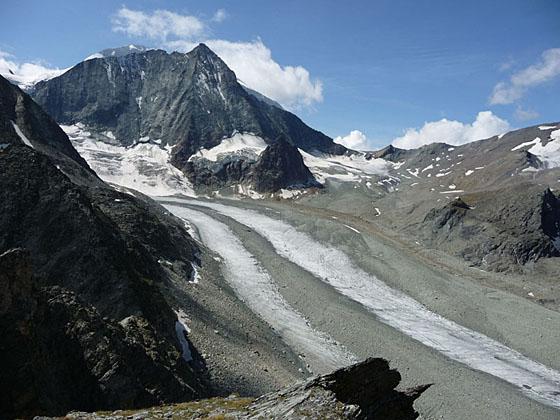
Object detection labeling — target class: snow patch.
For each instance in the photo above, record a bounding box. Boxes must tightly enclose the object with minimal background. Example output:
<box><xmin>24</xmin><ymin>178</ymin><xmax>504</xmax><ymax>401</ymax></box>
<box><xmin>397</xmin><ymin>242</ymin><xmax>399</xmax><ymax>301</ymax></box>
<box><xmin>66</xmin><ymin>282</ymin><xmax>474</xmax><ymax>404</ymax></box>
<box><xmin>299</xmin><ymin>149</ymin><xmax>392</xmax><ymax>184</ymax></box>
<box><xmin>11</xmin><ymin>121</ymin><xmax>33</xmax><ymax>148</ymax></box>
<box><xmin>174</xmin><ymin>309</ymin><xmax>193</xmax><ymax>362</ymax></box>
<box><xmin>512</xmin><ymin>137</ymin><xmax>541</xmax><ymax>151</ymax></box>
<box><xmin>84</xmin><ymin>53</ymin><xmax>104</xmax><ymax>61</ymax></box>
<box><xmin>189</xmin><ymin>132</ymin><xmax>267</xmax><ymax>162</ymax></box>
<box><xmin>343</xmin><ymin>224</ymin><xmax>361</xmax><ymax>234</ymax></box>
<box><xmin>526</xmin><ymin>131</ymin><xmax>560</xmax><ymax>168</ymax></box>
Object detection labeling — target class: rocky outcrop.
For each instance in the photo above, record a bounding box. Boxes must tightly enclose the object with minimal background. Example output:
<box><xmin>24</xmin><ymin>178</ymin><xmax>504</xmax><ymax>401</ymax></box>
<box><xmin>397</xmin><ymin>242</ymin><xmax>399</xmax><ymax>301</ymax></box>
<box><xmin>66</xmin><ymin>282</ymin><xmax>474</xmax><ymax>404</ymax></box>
<box><xmin>423</xmin><ymin>197</ymin><xmax>471</xmax><ymax>231</ymax></box>
<box><xmin>418</xmin><ymin>185</ymin><xmax>560</xmax><ymax>271</ymax></box>
<box><xmin>247</xmin><ymin>358</ymin><xmax>429</xmax><ymax>419</ymax></box>
<box><xmin>38</xmin><ymin>358</ymin><xmax>429</xmax><ymax>419</ymax></box>
<box><xmin>250</xmin><ymin>138</ymin><xmax>321</xmax><ymax>192</ymax></box>
<box><xmin>0</xmin><ymin>75</ymin><xmax>96</xmax><ymax>185</ymax></box>
<box><xmin>0</xmin><ymin>249</ymin><xmax>207</xmax><ymax>419</ymax></box>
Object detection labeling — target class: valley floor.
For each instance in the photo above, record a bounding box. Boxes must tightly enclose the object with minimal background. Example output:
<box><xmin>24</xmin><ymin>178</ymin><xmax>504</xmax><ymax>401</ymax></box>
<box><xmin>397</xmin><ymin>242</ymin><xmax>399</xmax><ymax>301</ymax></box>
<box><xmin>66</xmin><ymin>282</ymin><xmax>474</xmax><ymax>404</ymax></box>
<box><xmin>159</xmin><ymin>196</ymin><xmax>560</xmax><ymax>420</ymax></box>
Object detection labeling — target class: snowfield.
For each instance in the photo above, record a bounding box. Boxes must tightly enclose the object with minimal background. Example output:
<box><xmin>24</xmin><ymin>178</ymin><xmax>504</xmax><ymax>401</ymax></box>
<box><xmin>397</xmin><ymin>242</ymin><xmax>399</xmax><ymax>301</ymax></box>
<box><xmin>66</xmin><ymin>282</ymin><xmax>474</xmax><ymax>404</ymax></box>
<box><xmin>62</xmin><ymin>124</ymin><xmax>196</xmax><ymax>197</ymax></box>
<box><xmin>299</xmin><ymin>149</ymin><xmax>393</xmax><ymax>183</ymax></box>
<box><xmin>188</xmin><ymin>132</ymin><xmax>268</xmax><ymax>162</ymax></box>
<box><xmin>163</xmin><ymin>198</ymin><xmax>560</xmax><ymax>409</ymax></box>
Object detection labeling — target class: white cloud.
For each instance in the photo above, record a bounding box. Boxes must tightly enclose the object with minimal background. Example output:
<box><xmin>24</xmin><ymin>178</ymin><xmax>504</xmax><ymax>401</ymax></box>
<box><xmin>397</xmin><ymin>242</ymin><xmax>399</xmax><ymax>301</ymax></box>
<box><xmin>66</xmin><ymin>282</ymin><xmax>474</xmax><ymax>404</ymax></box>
<box><xmin>110</xmin><ymin>7</ymin><xmax>322</xmax><ymax>110</ymax></box>
<box><xmin>392</xmin><ymin>111</ymin><xmax>510</xmax><ymax>149</ymax></box>
<box><xmin>112</xmin><ymin>7</ymin><xmax>205</xmax><ymax>41</ymax></box>
<box><xmin>212</xmin><ymin>9</ymin><xmax>227</xmax><ymax>23</ymax></box>
<box><xmin>166</xmin><ymin>39</ymin><xmax>323</xmax><ymax>110</ymax></box>
<box><xmin>0</xmin><ymin>50</ymin><xmax>68</xmax><ymax>89</ymax></box>
<box><xmin>334</xmin><ymin>130</ymin><xmax>369</xmax><ymax>150</ymax></box>
<box><xmin>514</xmin><ymin>107</ymin><xmax>539</xmax><ymax>122</ymax></box>
<box><xmin>490</xmin><ymin>48</ymin><xmax>560</xmax><ymax>105</ymax></box>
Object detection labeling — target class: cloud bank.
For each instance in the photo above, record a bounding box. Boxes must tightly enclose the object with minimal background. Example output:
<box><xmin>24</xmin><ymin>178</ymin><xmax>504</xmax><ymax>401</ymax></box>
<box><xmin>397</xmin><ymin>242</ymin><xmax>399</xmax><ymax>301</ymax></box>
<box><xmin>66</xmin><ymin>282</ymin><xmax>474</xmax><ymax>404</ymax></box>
<box><xmin>0</xmin><ymin>51</ymin><xmax>68</xmax><ymax>89</ymax></box>
<box><xmin>392</xmin><ymin>111</ymin><xmax>510</xmax><ymax>149</ymax></box>
<box><xmin>490</xmin><ymin>48</ymin><xmax>560</xmax><ymax>105</ymax></box>
<box><xmin>334</xmin><ymin>130</ymin><xmax>369</xmax><ymax>150</ymax></box>
<box><xmin>112</xmin><ymin>7</ymin><xmax>205</xmax><ymax>41</ymax></box>
<box><xmin>111</xmin><ymin>7</ymin><xmax>323</xmax><ymax>110</ymax></box>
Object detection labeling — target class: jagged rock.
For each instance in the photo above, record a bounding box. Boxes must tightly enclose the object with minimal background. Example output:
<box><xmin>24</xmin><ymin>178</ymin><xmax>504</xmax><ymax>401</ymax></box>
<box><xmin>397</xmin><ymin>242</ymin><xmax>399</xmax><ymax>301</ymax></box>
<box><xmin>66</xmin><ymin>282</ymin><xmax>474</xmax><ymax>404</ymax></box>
<box><xmin>247</xmin><ymin>358</ymin><xmax>429</xmax><ymax>419</ymax></box>
<box><xmin>0</xmin><ymin>249</ymin><xmax>207</xmax><ymax>418</ymax></box>
<box><xmin>424</xmin><ymin>197</ymin><xmax>471</xmax><ymax>231</ymax></box>
<box><xmin>35</xmin><ymin>358</ymin><xmax>429</xmax><ymax>419</ymax></box>
<box><xmin>31</xmin><ymin>44</ymin><xmax>344</xmax><ymax>165</ymax></box>
<box><xmin>0</xmin><ymin>75</ymin><xmax>96</xmax><ymax>185</ymax></box>
<box><xmin>250</xmin><ymin>138</ymin><xmax>321</xmax><ymax>192</ymax></box>
<box><xmin>0</xmin><ymin>75</ymin><xmax>211</xmax><ymax>417</ymax></box>
<box><xmin>367</xmin><ymin>144</ymin><xmax>409</xmax><ymax>162</ymax></box>
<box><xmin>418</xmin><ymin>185</ymin><xmax>560</xmax><ymax>271</ymax></box>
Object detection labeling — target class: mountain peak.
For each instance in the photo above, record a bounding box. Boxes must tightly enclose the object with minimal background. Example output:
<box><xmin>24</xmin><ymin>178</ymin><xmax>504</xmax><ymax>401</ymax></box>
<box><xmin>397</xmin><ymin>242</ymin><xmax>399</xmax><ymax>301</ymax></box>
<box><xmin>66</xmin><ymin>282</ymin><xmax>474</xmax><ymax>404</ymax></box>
<box><xmin>85</xmin><ymin>45</ymin><xmax>150</xmax><ymax>61</ymax></box>
<box><xmin>191</xmin><ymin>43</ymin><xmax>214</xmax><ymax>55</ymax></box>
<box><xmin>188</xmin><ymin>43</ymin><xmax>222</xmax><ymax>63</ymax></box>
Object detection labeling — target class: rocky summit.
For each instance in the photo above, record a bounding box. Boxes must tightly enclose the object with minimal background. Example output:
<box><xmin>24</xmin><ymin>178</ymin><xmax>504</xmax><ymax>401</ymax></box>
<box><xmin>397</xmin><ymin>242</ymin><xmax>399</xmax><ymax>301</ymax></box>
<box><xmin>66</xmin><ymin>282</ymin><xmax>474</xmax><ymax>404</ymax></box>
<box><xmin>31</xmin><ymin>44</ymin><xmax>344</xmax><ymax>192</ymax></box>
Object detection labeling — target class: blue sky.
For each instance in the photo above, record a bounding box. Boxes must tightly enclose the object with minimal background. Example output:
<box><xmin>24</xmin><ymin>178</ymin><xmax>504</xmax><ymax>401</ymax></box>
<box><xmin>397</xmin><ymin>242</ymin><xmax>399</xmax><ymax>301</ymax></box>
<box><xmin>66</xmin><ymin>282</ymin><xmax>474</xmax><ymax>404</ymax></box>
<box><xmin>1</xmin><ymin>0</ymin><xmax>559</xmax><ymax>149</ymax></box>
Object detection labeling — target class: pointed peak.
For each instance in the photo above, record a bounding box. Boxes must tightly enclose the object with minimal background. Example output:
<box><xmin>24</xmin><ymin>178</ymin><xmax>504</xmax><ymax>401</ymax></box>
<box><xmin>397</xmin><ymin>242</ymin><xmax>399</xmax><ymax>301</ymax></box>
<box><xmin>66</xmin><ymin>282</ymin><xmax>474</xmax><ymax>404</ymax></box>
<box><xmin>190</xmin><ymin>43</ymin><xmax>218</xmax><ymax>58</ymax></box>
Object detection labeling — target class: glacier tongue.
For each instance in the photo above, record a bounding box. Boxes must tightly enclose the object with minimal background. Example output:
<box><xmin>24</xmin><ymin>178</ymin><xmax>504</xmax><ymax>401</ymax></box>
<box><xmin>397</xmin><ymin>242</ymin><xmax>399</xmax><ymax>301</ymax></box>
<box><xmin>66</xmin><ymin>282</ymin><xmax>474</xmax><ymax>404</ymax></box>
<box><xmin>164</xmin><ymin>197</ymin><xmax>560</xmax><ymax>410</ymax></box>
<box><xmin>62</xmin><ymin>124</ymin><xmax>196</xmax><ymax>197</ymax></box>
<box><xmin>163</xmin><ymin>204</ymin><xmax>355</xmax><ymax>374</ymax></box>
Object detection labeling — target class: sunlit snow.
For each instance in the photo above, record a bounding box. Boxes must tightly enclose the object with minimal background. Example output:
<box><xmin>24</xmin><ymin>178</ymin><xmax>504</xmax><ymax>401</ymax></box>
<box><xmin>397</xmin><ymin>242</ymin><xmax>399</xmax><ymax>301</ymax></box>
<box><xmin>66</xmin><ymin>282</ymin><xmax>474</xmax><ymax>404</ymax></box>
<box><xmin>164</xmin><ymin>204</ymin><xmax>355</xmax><ymax>373</ymax></box>
<box><xmin>62</xmin><ymin>123</ymin><xmax>196</xmax><ymax>197</ymax></box>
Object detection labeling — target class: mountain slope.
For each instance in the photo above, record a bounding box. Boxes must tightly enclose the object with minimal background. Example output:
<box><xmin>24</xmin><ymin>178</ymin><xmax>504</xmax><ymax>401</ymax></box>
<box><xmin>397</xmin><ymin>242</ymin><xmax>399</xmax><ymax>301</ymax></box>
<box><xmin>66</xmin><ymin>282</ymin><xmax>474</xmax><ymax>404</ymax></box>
<box><xmin>300</xmin><ymin>122</ymin><xmax>560</xmax><ymax>272</ymax></box>
<box><xmin>0</xmin><ymin>75</ymin><xmax>212</xmax><ymax>416</ymax></box>
<box><xmin>31</xmin><ymin>44</ymin><xmax>344</xmax><ymax>192</ymax></box>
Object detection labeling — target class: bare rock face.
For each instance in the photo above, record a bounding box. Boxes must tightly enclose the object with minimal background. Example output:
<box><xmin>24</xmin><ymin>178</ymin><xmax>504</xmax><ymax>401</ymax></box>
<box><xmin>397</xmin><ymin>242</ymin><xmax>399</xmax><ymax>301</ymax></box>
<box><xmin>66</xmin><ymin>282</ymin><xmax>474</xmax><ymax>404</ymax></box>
<box><xmin>250</xmin><ymin>138</ymin><xmax>321</xmax><ymax>193</ymax></box>
<box><xmin>419</xmin><ymin>184</ymin><xmax>560</xmax><ymax>271</ymax></box>
<box><xmin>31</xmin><ymin>44</ymin><xmax>344</xmax><ymax>192</ymax></box>
<box><xmin>247</xmin><ymin>358</ymin><xmax>429</xmax><ymax>419</ymax></box>
<box><xmin>0</xmin><ymin>75</ymin><xmax>211</xmax><ymax>417</ymax></box>
<box><xmin>35</xmin><ymin>358</ymin><xmax>429</xmax><ymax>419</ymax></box>
<box><xmin>0</xmin><ymin>249</ymin><xmax>208</xmax><ymax>419</ymax></box>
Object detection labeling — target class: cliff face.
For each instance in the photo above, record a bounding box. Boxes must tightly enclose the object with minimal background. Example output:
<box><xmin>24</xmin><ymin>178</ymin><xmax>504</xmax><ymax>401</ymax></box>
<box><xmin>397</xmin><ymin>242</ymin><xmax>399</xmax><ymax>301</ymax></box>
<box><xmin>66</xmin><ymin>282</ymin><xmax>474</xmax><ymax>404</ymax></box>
<box><xmin>32</xmin><ymin>44</ymin><xmax>344</xmax><ymax>162</ymax></box>
<box><xmin>0</xmin><ymin>75</ymin><xmax>211</xmax><ymax>417</ymax></box>
<box><xmin>420</xmin><ymin>185</ymin><xmax>560</xmax><ymax>271</ymax></box>
<box><xmin>250</xmin><ymin>138</ymin><xmax>322</xmax><ymax>193</ymax></box>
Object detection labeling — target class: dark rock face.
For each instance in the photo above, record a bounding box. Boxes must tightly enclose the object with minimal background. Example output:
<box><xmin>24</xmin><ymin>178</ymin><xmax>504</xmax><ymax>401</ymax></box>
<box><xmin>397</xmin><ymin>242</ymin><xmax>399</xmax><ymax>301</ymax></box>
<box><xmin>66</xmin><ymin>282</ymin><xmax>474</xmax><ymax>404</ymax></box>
<box><xmin>419</xmin><ymin>185</ymin><xmax>560</xmax><ymax>271</ymax></box>
<box><xmin>0</xmin><ymin>75</ymin><xmax>95</xmax><ymax>184</ymax></box>
<box><xmin>0</xmin><ymin>249</ymin><xmax>206</xmax><ymax>419</ymax></box>
<box><xmin>184</xmin><ymin>154</ymin><xmax>253</xmax><ymax>189</ymax></box>
<box><xmin>0</xmin><ymin>75</ymin><xmax>211</xmax><ymax>416</ymax></box>
<box><xmin>424</xmin><ymin>198</ymin><xmax>471</xmax><ymax>231</ymax></box>
<box><xmin>367</xmin><ymin>144</ymin><xmax>410</xmax><ymax>162</ymax></box>
<box><xmin>248</xmin><ymin>358</ymin><xmax>429</xmax><ymax>419</ymax></box>
<box><xmin>250</xmin><ymin>138</ymin><xmax>321</xmax><ymax>192</ymax></box>
<box><xmin>32</xmin><ymin>44</ymin><xmax>344</xmax><ymax>164</ymax></box>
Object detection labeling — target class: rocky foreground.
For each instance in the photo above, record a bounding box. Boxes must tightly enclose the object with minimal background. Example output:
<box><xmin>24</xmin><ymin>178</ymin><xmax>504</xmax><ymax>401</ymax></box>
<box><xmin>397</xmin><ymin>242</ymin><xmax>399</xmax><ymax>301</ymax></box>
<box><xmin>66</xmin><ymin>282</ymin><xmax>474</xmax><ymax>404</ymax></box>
<box><xmin>39</xmin><ymin>359</ymin><xmax>429</xmax><ymax>420</ymax></box>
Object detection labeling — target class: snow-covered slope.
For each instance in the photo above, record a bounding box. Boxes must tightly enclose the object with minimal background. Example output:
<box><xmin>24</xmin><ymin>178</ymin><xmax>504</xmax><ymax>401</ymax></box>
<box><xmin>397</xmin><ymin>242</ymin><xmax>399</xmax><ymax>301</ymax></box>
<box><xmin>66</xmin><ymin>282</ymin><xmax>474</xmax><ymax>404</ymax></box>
<box><xmin>62</xmin><ymin>123</ymin><xmax>195</xmax><ymax>196</ymax></box>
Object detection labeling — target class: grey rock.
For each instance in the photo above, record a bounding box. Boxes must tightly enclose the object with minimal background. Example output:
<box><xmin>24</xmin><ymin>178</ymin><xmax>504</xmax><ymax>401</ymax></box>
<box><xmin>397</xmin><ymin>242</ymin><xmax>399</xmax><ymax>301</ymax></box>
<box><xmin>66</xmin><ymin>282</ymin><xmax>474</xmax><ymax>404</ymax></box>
<box><xmin>31</xmin><ymin>44</ymin><xmax>345</xmax><ymax>191</ymax></box>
